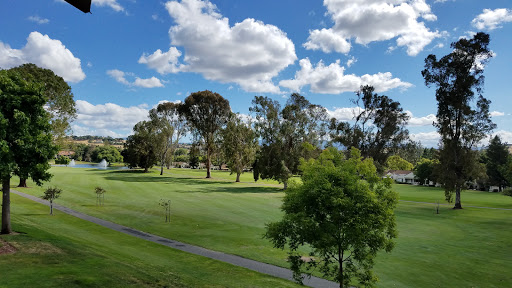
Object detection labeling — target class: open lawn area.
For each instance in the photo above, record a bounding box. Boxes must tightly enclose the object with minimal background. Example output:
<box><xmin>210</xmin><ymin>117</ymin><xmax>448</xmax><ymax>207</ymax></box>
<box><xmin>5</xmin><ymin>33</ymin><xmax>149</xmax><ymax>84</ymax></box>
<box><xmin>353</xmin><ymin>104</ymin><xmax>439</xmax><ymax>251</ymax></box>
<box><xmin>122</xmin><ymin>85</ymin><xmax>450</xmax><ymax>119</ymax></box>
<box><xmin>0</xmin><ymin>194</ymin><xmax>300</xmax><ymax>288</ymax></box>
<box><xmin>5</xmin><ymin>166</ymin><xmax>512</xmax><ymax>287</ymax></box>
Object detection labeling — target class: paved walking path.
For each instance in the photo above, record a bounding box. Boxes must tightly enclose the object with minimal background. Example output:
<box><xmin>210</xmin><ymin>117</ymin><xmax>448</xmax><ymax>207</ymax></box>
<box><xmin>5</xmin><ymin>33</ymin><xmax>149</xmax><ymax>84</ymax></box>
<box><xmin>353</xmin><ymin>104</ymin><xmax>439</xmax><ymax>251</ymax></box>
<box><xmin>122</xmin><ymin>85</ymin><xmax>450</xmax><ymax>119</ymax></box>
<box><xmin>12</xmin><ymin>189</ymin><xmax>338</xmax><ymax>288</ymax></box>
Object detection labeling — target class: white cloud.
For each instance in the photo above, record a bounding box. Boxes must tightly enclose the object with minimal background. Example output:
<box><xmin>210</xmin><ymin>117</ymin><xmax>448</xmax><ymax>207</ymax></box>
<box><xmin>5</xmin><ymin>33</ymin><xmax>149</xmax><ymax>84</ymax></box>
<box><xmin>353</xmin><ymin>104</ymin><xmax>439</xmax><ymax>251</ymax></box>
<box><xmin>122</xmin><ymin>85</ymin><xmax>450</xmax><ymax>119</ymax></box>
<box><xmin>405</xmin><ymin>111</ymin><xmax>437</xmax><ymax>126</ymax></box>
<box><xmin>107</xmin><ymin>69</ymin><xmax>164</xmax><ymax>88</ymax></box>
<box><xmin>27</xmin><ymin>16</ymin><xmax>49</xmax><ymax>24</ymax></box>
<box><xmin>304</xmin><ymin>0</ymin><xmax>442</xmax><ymax>56</ymax></box>
<box><xmin>147</xmin><ymin>0</ymin><xmax>297</xmax><ymax>93</ymax></box>
<box><xmin>92</xmin><ymin>0</ymin><xmax>124</xmax><ymax>12</ymax></box>
<box><xmin>138</xmin><ymin>47</ymin><xmax>182</xmax><ymax>74</ymax></box>
<box><xmin>326</xmin><ymin>107</ymin><xmax>364</xmax><ymax>121</ymax></box>
<box><xmin>279</xmin><ymin>58</ymin><xmax>412</xmax><ymax>94</ymax></box>
<box><xmin>0</xmin><ymin>31</ymin><xmax>85</xmax><ymax>82</ymax></box>
<box><xmin>472</xmin><ymin>8</ymin><xmax>512</xmax><ymax>31</ymax></box>
<box><xmin>107</xmin><ymin>69</ymin><xmax>130</xmax><ymax>85</ymax></box>
<box><xmin>490</xmin><ymin>111</ymin><xmax>505</xmax><ymax>117</ymax></box>
<box><xmin>73</xmin><ymin>100</ymin><xmax>149</xmax><ymax>137</ymax></box>
<box><xmin>493</xmin><ymin>131</ymin><xmax>512</xmax><ymax>144</ymax></box>
<box><xmin>346</xmin><ymin>56</ymin><xmax>357</xmax><ymax>67</ymax></box>
<box><xmin>303</xmin><ymin>28</ymin><xmax>351</xmax><ymax>54</ymax></box>
<box><xmin>410</xmin><ymin>131</ymin><xmax>440</xmax><ymax>147</ymax></box>
<box><xmin>133</xmin><ymin>77</ymin><xmax>164</xmax><ymax>88</ymax></box>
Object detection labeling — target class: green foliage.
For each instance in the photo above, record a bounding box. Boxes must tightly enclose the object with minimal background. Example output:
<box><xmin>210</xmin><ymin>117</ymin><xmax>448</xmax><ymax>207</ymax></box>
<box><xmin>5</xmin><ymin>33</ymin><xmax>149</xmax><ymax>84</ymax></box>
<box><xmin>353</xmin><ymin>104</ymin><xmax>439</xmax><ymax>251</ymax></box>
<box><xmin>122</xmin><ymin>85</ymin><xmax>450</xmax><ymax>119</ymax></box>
<box><xmin>153</xmin><ymin>102</ymin><xmax>188</xmax><ymax>174</ymax></box>
<box><xmin>414</xmin><ymin>158</ymin><xmax>439</xmax><ymax>185</ymax></box>
<box><xmin>42</xmin><ymin>187</ymin><xmax>62</xmax><ymax>215</ymax></box>
<box><xmin>71</xmin><ymin>143</ymin><xmax>94</xmax><ymax>161</ymax></box>
<box><xmin>251</xmin><ymin>94</ymin><xmax>328</xmax><ymax>188</ymax></box>
<box><xmin>94</xmin><ymin>186</ymin><xmax>106</xmax><ymax>195</ymax></box>
<box><xmin>188</xmin><ymin>143</ymin><xmax>201</xmax><ymax>169</ymax></box>
<box><xmin>329</xmin><ymin>85</ymin><xmax>410</xmax><ymax>173</ymax></box>
<box><xmin>422</xmin><ymin>32</ymin><xmax>495</xmax><ymax>208</ymax></box>
<box><xmin>221</xmin><ymin>114</ymin><xmax>258</xmax><ymax>182</ymax></box>
<box><xmin>7</xmin><ymin>64</ymin><xmax>76</xmax><ymax>147</ymax></box>
<box><xmin>123</xmin><ymin>121</ymin><xmax>160</xmax><ymax>172</ymax></box>
<box><xmin>181</xmin><ymin>90</ymin><xmax>231</xmax><ymax>178</ymax></box>
<box><xmin>0</xmin><ymin>69</ymin><xmax>57</xmax><ymax>232</ymax></box>
<box><xmin>92</xmin><ymin>145</ymin><xmax>123</xmax><ymax>164</ymax></box>
<box><xmin>265</xmin><ymin>148</ymin><xmax>398</xmax><ymax>287</ymax></box>
<box><xmin>484</xmin><ymin>135</ymin><xmax>510</xmax><ymax>190</ymax></box>
<box><xmin>174</xmin><ymin>148</ymin><xmax>188</xmax><ymax>156</ymax></box>
<box><xmin>386</xmin><ymin>155</ymin><xmax>414</xmax><ymax>171</ymax></box>
<box><xmin>55</xmin><ymin>155</ymin><xmax>71</xmax><ymax>165</ymax></box>
<box><xmin>502</xmin><ymin>188</ymin><xmax>512</xmax><ymax>197</ymax></box>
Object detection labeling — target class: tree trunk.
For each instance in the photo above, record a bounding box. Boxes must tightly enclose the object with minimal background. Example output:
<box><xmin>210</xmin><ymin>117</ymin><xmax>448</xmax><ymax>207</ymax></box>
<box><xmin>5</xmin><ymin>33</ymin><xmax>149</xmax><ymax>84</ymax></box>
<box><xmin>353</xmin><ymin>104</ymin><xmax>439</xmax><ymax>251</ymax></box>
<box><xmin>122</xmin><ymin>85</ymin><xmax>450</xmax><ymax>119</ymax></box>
<box><xmin>18</xmin><ymin>177</ymin><xmax>27</xmax><ymax>188</ymax></box>
<box><xmin>206</xmin><ymin>147</ymin><xmax>211</xmax><ymax>178</ymax></box>
<box><xmin>339</xmin><ymin>247</ymin><xmax>344</xmax><ymax>288</ymax></box>
<box><xmin>236</xmin><ymin>173</ymin><xmax>241</xmax><ymax>182</ymax></box>
<box><xmin>283</xmin><ymin>181</ymin><xmax>288</xmax><ymax>190</ymax></box>
<box><xmin>160</xmin><ymin>165</ymin><xmax>164</xmax><ymax>176</ymax></box>
<box><xmin>144</xmin><ymin>167</ymin><xmax>148</xmax><ymax>173</ymax></box>
<box><xmin>1</xmin><ymin>177</ymin><xmax>12</xmax><ymax>234</ymax></box>
<box><xmin>453</xmin><ymin>187</ymin><xmax>462</xmax><ymax>209</ymax></box>
<box><xmin>50</xmin><ymin>200</ymin><xmax>53</xmax><ymax>215</ymax></box>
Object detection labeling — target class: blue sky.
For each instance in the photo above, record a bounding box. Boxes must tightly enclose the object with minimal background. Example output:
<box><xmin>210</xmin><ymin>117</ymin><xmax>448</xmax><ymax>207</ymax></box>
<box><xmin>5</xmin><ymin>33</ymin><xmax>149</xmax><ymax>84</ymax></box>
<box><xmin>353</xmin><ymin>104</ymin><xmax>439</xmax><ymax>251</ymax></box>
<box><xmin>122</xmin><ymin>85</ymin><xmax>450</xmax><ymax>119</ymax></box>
<box><xmin>1</xmin><ymin>0</ymin><xmax>511</xmax><ymax>147</ymax></box>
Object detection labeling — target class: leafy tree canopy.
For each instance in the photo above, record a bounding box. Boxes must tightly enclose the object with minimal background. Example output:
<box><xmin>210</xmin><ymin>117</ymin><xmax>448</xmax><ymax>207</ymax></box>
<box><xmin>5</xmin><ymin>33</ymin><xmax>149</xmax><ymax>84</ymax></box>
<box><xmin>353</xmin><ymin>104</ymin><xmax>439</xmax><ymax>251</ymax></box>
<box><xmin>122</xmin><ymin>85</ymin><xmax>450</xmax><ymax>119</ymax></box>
<box><xmin>329</xmin><ymin>85</ymin><xmax>409</xmax><ymax>173</ymax></box>
<box><xmin>7</xmin><ymin>64</ymin><xmax>76</xmax><ymax>146</ymax></box>
<box><xmin>386</xmin><ymin>155</ymin><xmax>413</xmax><ymax>171</ymax></box>
<box><xmin>181</xmin><ymin>90</ymin><xmax>230</xmax><ymax>178</ymax></box>
<box><xmin>422</xmin><ymin>32</ymin><xmax>495</xmax><ymax>208</ymax></box>
<box><xmin>0</xmin><ymin>69</ymin><xmax>57</xmax><ymax>233</ymax></box>
<box><xmin>265</xmin><ymin>147</ymin><xmax>398</xmax><ymax>287</ymax></box>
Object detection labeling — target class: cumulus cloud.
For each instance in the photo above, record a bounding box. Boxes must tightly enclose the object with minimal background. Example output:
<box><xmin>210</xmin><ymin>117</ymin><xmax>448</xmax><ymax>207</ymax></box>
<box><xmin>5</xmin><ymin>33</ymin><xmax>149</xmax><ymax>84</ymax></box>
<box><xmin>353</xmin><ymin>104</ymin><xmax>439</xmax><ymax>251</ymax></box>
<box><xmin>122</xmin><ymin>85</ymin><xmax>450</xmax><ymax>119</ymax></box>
<box><xmin>410</xmin><ymin>131</ymin><xmax>440</xmax><ymax>147</ymax></box>
<box><xmin>92</xmin><ymin>0</ymin><xmax>124</xmax><ymax>12</ymax></box>
<box><xmin>405</xmin><ymin>111</ymin><xmax>437</xmax><ymax>126</ymax></box>
<box><xmin>304</xmin><ymin>0</ymin><xmax>442</xmax><ymax>56</ymax></box>
<box><xmin>0</xmin><ymin>31</ymin><xmax>85</xmax><ymax>82</ymax></box>
<box><xmin>73</xmin><ymin>100</ymin><xmax>149</xmax><ymax>137</ymax></box>
<box><xmin>279</xmin><ymin>58</ymin><xmax>412</xmax><ymax>94</ymax></box>
<box><xmin>107</xmin><ymin>69</ymin><xmax>164</xmax><ymax>88</ymax></box>
<box><xmin>326</xmin><ymin>107</ymin><xmax>364</xmax><ymax>121</ymax></box>
<box><xmin>27</xmin><ymin>16</ymin><xmax>49</xmax><ymax>24</ymax></box>
<box><xmin>472</xmin><ymin>8</ymin><xmax>512</xmax><ymax>31</ymax></box>
<box><xmin>141</xmin><ymin>0</ymin><xmax>297</xmax><ymax>93</ymax></box>
<box><xmin>490</xmin><ymin>111</ymin><xmax>505</xmax><ymax>117</ymax></box>
<box><xmin>138</xmin><ymin>47</ymin><xmax>182</xmax><ymax>74</ymax></box>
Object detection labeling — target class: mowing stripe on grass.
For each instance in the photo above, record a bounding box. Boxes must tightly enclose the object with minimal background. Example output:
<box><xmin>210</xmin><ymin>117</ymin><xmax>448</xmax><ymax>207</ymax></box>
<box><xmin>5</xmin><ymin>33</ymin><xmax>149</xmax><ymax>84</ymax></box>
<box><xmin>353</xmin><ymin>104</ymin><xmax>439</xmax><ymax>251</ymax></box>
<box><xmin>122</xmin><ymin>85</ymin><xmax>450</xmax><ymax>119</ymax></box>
<box><xmin>12</xmin><ymin>189</ymin><xmax>337</xmax><ymax>288</ymax></box>
<box><xmin>399</xmin><ymin>200</ymin><xmax>512</xmax><ymax>210</ymax></box>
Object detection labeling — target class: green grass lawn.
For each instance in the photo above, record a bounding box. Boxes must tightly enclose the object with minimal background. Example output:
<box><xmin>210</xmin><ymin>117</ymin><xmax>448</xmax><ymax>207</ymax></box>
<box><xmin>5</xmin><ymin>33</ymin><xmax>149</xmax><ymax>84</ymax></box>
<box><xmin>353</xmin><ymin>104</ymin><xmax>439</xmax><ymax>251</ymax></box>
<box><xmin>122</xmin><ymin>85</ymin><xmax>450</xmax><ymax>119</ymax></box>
<box><xmin>0</xmin><ymin>194</ymin><xmax>300</xmax><ymax>288</ymax></box>
<box><xmin>8</xmin><ymin>167</ymin><xmax>512</xmax><ymax>287</ymax></box>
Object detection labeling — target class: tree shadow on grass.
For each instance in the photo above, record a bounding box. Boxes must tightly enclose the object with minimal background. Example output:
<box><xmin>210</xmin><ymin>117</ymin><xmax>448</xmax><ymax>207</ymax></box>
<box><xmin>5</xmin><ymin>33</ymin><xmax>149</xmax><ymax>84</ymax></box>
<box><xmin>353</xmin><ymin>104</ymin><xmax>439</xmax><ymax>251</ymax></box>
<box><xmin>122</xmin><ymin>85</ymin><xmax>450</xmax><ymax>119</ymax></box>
<box><xmin>101</xmin><ymin>170</ymin><xmax>281</xmax><ymax>194</ymax></box>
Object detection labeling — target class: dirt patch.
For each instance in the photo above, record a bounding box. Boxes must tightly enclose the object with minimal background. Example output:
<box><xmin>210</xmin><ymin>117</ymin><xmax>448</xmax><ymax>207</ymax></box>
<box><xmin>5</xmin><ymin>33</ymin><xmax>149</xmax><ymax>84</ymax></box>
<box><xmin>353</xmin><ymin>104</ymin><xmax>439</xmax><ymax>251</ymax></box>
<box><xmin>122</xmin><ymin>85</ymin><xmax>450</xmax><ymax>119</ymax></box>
<box><xmin>0</xmin><ymin>238</ymin><xmax>17</xmax><ymax>255</ymax></box>
<box><xmin>9</xmin><ymin>241</ymin><xmax>63</xmax><ymax>254</ymax></box>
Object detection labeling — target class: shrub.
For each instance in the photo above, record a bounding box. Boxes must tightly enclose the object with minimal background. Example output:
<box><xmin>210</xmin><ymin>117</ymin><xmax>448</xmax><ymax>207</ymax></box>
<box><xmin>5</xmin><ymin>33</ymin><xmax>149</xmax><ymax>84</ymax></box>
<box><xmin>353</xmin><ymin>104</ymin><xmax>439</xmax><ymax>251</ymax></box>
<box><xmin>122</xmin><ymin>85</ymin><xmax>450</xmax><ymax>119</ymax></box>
<box><xmin>502</xmin><ymin>188</ymin><xmax>512</xmax><ymax>197</ymax></box>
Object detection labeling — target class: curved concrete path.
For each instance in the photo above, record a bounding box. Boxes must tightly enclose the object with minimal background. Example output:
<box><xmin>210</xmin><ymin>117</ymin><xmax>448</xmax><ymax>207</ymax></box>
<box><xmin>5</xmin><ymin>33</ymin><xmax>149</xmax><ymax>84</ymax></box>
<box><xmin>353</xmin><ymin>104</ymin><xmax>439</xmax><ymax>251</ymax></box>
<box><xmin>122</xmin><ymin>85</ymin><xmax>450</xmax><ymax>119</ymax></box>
<box><xmin>12</xmin><ymin>189</ymin><xmax>338</xmax><ymax>288</ymax></box>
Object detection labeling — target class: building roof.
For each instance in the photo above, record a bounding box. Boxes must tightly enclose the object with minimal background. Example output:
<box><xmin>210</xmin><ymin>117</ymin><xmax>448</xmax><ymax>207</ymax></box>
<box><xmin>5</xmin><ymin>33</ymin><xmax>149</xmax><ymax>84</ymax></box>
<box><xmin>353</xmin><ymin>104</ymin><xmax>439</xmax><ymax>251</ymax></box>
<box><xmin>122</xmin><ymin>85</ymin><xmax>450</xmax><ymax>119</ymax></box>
<box><xmin>386</xmin><ymin>170</ymin><xmax>413</xmax><ymax>175</ymax></box>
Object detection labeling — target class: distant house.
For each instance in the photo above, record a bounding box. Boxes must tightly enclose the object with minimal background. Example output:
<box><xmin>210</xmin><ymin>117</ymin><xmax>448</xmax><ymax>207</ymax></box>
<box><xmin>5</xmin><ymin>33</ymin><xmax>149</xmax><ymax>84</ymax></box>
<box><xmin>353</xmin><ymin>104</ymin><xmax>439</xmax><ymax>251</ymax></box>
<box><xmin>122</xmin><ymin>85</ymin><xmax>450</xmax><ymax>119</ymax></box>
<box><xmin>57</xmin><ymin>150</ymin><xmax>75</xmax><ymax>158</ymax></box>
<box><xmin>385</xmin><ymin>170</ymin><xmax>418</xmax><ymax>185</ymax></box>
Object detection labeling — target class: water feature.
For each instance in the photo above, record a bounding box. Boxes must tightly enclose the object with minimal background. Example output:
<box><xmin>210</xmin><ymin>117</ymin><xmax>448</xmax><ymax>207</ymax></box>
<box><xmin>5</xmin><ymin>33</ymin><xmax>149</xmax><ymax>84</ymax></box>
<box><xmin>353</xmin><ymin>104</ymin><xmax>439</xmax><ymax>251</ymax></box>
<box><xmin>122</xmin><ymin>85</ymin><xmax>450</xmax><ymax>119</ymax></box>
<box><xmin>98</xmin><ymin>159</ymin><xmax>108</xmax><ymax>168</ymax></box>
<box><xmin>69</xmin><ymin>159</ymin><xmax>76</xmax><ymax>166</ymax></box>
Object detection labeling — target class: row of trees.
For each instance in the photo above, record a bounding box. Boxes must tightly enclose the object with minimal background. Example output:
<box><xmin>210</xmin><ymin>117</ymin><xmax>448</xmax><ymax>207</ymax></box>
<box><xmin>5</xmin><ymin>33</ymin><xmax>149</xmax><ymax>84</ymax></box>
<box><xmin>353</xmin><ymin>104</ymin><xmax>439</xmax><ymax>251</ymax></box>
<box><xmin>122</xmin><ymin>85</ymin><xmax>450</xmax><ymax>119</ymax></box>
<box><xmin>125</xmin><ymin>87</ymin><xmax>414</xmax><ymax>188</ymax></box>
<box><xmin>72</xmin><ymin>143</ymin><xmax>123</xmax><ymax>164</ymax></box>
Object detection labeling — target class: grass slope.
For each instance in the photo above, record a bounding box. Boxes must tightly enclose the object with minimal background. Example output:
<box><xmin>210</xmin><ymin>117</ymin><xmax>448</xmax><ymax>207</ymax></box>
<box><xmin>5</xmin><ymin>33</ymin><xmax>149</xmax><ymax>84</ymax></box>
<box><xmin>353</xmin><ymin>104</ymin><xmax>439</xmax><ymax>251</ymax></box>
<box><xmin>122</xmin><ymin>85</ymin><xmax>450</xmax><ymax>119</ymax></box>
<box><xmin>11</xmin><ymin>167</ymin><xmax>512</xmax><ymax>287</ymax></box>
<box><xmin>0</xmin><ymin>194</ymin><xmax>300</xmax><ymax>288</ymax></box>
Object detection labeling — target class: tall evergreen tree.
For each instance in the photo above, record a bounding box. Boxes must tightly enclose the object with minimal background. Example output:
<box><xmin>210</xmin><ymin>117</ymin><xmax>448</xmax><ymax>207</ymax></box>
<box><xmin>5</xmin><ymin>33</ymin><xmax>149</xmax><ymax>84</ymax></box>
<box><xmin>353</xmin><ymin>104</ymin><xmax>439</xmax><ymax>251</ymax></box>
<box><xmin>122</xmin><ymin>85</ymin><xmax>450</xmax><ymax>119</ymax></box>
<box><xmin>422</xmin><ymin>32</ymin><xmax>495</xmax><ymax>208</ymax></box>
<box><xmin>485</xmin><ymin>135</ymin><xmax>510</xmax><ymax>191</ymax></box>
<box><xmin>329</xmin><ymin>85</ymin><xmax>409</xmax><ymax>173</ymax></box>
<box><xmin>181</xmin><ymin>91</ymin><xmax>231</xmax><ymax>178</ymax></box>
